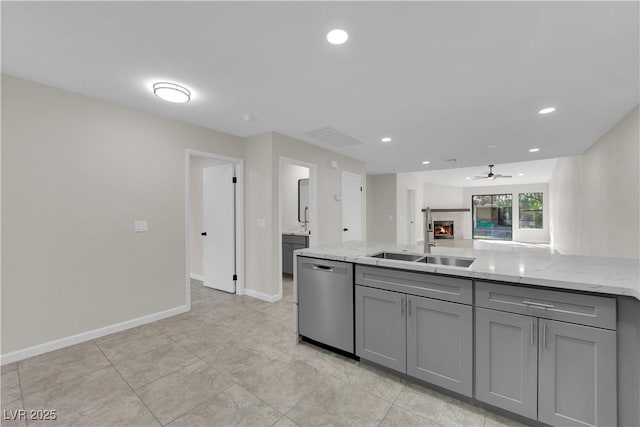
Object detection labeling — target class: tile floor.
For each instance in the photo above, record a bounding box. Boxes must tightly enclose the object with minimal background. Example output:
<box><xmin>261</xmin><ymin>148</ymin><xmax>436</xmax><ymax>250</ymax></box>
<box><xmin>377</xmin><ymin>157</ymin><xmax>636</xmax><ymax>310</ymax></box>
<box><xmin>1</xmin><ymin>277</ymin><xmax>526</xmax><ymax>427</ymax></box>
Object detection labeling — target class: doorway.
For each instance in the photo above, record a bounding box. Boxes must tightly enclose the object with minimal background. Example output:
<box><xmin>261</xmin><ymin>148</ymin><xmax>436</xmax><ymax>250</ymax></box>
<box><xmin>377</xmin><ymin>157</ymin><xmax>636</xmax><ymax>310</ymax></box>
<box><xmin>185</xmin><ymin>150</ymin><xmax>244</xmax><ymax>309</ymax></box>
<box><xmin>472</xmin><ymin>194</ymin><xmax>513</xmax><ymax>241</ymax></box>
<box><xmin>278</xmin><ymin>157</ymin><xmax>317</xmax><ymax>300</ymax></box>
<box><xmin>341</xmin><ymin>172</ymin><xmax>363</xmax><ymax>242</ymax></box>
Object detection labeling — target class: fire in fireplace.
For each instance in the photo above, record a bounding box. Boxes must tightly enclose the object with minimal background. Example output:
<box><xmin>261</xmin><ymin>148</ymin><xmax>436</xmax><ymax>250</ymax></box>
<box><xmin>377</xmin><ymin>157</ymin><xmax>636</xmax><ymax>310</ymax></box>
<box><xmin>434</xmin><ymin>220</ymin><xmax>454</xmax><ymax>239</ymax></box>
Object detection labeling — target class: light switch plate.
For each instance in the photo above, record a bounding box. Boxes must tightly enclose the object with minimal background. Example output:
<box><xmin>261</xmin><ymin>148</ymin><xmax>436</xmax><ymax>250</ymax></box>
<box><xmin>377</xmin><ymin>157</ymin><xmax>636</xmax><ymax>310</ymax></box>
<box><xmin>134</xmin><ymin>220</ymin><xmax>148</xmax><ymax>232</ymax></box>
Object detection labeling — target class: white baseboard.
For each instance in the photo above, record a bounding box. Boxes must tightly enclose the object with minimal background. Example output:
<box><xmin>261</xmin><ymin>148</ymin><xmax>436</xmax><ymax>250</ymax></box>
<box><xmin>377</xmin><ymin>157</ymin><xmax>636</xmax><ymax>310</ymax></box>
<box><xmin>190</xmin><ymin>273</ymin><xmax>204</xmax><ymax>282</ymax></box>
<box><xmin>0</xmin><ymin>305</ymin><xmax>189</xmax><ymax>365</ymax></box>
<box><xmin>244</xmin><ymin>288</ymin><xmax>282</xmax><ymax>303</ymax></box>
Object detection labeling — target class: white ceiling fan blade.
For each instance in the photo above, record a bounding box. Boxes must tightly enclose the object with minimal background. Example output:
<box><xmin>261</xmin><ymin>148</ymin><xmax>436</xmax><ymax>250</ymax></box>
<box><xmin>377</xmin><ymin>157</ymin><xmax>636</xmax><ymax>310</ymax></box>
<box><xmin>494</xmin><ymin>174</ymin><xmax>512</xmax><ymax>178</ymax></box>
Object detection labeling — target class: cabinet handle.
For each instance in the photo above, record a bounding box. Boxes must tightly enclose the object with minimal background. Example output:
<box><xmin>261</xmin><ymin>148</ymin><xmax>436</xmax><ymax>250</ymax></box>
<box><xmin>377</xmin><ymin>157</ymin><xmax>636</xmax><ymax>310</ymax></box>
<box><xmin>542</xmin><ymin>323</ymin><xmax>547</xmax><ymax>349</ymax></box>
<box><xmin>401</xmin><ymin>297</ymin><xmax>405</xmax><ymax>315</ymax></box>
<box><xmin>530</xmin><ymin>321</ymin><xmax>535</xmax><ymax>346</ymax></box>
<box><xmin>523</xmin><ymin>300</ymin><xmax>554</xmax><ymax>309</ymax></box>
<box><xmin>408</xmin><ymin>299</ymin><xmax>412</xmax><ymax>316</ymax></box>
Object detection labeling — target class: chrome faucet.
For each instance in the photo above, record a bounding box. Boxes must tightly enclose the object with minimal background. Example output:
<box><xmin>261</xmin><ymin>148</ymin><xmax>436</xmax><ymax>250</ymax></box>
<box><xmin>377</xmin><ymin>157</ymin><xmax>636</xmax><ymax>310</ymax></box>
<box><xmin>423</xmin><ymin>207</ymin><xmax>436</xmax><ymax>253</ymax></box>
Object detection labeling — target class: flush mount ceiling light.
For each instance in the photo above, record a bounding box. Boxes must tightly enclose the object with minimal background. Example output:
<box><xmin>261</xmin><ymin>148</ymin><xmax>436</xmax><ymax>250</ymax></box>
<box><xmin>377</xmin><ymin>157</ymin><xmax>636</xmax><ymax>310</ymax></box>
<box><xmin>381</xmin><ymin>137</ymin><xmax>392</xmax><ymax>143</ymax></box>
<box><xmin>327</xmin><ymin>29</ymin><xmax>349</xmax><ymax>45</ymax></box>
<box><xmin>488</xmin><ymin>144</ymin><xmax>497</xmax><ymax>148</ymax></box>
<box><xmin>422</xmin><ymin>160</ymin><xmax>431</xmax><ymax>165</ymax></box>
<box><xmin>538</xmin><ymin>107</ymin><xmax>556</xmax><ymax>114</ymax></box>
<box><xmin>529</xmin><ymin>148</ymin><xmax>541</xmax><ymax>153</ymax></box>
<box><xmin>153</xmin><ymin>82</ymin><xmax>191</xmax><ymax>103</ymax></box>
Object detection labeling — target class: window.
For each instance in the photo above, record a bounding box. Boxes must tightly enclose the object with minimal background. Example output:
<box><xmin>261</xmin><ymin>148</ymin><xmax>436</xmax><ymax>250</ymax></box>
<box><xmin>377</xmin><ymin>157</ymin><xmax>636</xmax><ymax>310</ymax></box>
<box><xmin>472</xmin><ymin>194</ymin><xmax>513</xmax><ymax>240</ymax></box>
<box><xmin>519</xmin><ymin>192</ymin><xmax>543</xmax><ymax>229</ymax></box>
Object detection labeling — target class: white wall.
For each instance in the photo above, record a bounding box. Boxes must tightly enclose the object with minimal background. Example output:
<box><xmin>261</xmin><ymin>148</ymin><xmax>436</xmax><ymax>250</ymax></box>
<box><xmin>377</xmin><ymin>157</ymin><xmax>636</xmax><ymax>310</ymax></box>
<box><xmin>243</xmin><ymin>133</ymin><xmax>274</xmax><ymax>299</ymax></box>
<box><xmin>272</xmin><ymin>132</ymin><xmax>366</xmax><ymax>249</ymax></box>
<box><xmin>1</xmin><ymin>75</ymin><xmax>245</xmax><ymax>355</ymax></box>
<box><xmin>463</xmin><ymin>183</ymin><xmax>550</xmax><ymax>243</ymax></box>
<box><xmin>550</xmin><ymin>105</ymin><xmax>639</xmax><ymax>258</ymax></box>
<box><xmin>422</xmin><ymin>182</ymin><xmax>468</xmax><ymax>240</ymax></box>
<box><xmin>190</xmin><ymin>157</ymin><xmax>227</xmax><ymax>278</ymax></box>
<box><xmin>423</xmin><ymin>182</ymin><xmax>464</xmax><ymax>209</ymax></box>
<box><xmin>242</xmin><ymin>132</ymin><xmax>367</xmax><ymax>298</ymax></box>
<box><xmin>366</xmin><ymin>174</ymin><xmax>397</xmax><ymax>244</ymax></box>
<box><xmin>280</xmin><ymin>164</ymin><xmax>308</xmax><ymax>233</ymax></box>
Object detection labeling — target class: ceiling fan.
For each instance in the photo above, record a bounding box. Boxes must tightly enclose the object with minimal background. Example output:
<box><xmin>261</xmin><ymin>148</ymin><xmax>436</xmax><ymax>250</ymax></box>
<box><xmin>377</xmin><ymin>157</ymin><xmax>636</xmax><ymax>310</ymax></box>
<box><xmin>473</xmin><ymin>164</ymin><xmax>512</xmax><ymax>180</ymax></box>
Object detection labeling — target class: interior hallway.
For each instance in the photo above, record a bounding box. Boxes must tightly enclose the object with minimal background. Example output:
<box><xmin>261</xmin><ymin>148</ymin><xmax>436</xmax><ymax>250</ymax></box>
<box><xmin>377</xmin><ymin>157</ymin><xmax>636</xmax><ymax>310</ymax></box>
<box><xmin>1</xmin><ymin>278</ymin><xmax>523</xmax><ymax>427</ymax></box>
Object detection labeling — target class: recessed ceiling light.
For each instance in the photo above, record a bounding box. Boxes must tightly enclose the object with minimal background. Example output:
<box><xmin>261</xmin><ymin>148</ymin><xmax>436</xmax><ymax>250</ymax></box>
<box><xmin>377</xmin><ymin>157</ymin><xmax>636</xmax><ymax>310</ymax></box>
<box><xmin>327</xmin><ymin>29</ymin><xmax>349</xmax><ymax>45</ymax></box>
<box><xmin>529</xmin><ymin>148</ymin><xmax>540</xmax><ymax>153</ymax></box>
<box><xmin>538</xmin><ymin>107</ymin><xmax>556</xmax><ymax>115</ymax></box>
<box><xmin>381</xmin><ymin>137</ymin><xmax>392</xmax><ymax>143</ymax></box>
<box><xmin>518</xmin><ymin>173</ymin><xmax>525</xmax><ymax>176</ymax></box>
<box><xmin>242</xmin><ymin>114</ymin><xmax>254</xmax><ymax>122</ymax></box>
<box><xmin>153</xmin><ymin>82</ymin><xmax>191</xmax><ymax>103</ymax></box>
<box><xmin>488</xmin><ymin>144</ymin><xmax>497</xmax><ymax>148</ymax></box>
<box><xmin>422</xmin><ymin>161</ymin><xmax>430</xmax><ymax>165</ymax></box>
<box><xmin>465</xmin><ymin>177</ymin><xmax>472</xmax><ymax>180</ymax></box>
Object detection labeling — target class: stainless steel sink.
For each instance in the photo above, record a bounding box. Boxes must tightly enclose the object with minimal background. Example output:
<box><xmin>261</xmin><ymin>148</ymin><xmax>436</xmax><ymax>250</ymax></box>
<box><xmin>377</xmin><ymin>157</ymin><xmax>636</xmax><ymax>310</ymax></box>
<box><xmin>419</xmin><ymin>256</ymin><xmax>476</xmax><ymax>267</ymax></box>
<box><xmin>369</xmin><ymin>251</ymin><xmax>425</xmax><ymax>262</ymax></box>
<box><xmin>368</xmin><ymin>251</ymin><xmax>475</xmax><ymax>267</ymax></box>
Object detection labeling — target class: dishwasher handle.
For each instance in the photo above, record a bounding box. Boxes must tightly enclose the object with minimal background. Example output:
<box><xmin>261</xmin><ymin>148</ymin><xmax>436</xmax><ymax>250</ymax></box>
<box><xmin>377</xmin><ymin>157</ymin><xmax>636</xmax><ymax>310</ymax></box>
<box><xmin>312</xmin><ymin>264</ymin><xmax>334</xmax><ymax>272</ymax></box>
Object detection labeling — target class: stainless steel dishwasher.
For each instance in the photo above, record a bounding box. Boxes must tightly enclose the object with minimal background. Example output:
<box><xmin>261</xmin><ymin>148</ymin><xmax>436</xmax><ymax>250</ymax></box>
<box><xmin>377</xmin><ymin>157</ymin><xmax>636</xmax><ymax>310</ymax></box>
<box><xmin>297</xmin><ymin>256</ymin><xmax>354</xmax><ymax>353</ymax></box>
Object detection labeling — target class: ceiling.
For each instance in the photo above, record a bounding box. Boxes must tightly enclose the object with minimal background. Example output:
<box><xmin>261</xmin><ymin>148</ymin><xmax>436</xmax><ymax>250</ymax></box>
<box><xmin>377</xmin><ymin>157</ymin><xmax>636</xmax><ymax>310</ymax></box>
<box><xmin>412</xmin><ymin>158</ymin><xmax>558</xmax><ymax>187</ymax></box>
<box><xmin>2</xmin><ymin>2</ymin><xmax>638</xmax><ymax>175</ymax></box>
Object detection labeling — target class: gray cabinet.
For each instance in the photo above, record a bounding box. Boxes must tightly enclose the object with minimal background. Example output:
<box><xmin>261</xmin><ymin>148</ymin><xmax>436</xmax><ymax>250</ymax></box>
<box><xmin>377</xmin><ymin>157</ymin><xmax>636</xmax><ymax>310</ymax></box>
<box><xmin>355</xmin><ymin>266</ymin><xmax>473</xmax><ymax>397</ymax></box>
<box><xmin>282</xmin><ymin>234</ymin><xmax>308</xmax><ymax>275</ymax></box>
<box><xmin>475</xmin><ymin>307</ymin><xmax>538</xmax><ymax>420</ymax></box>
<box><xmin>355</xmin><ymin>285</ymin><xmax>406</xmax><ymax>372</ymax></box>
<box><xmin>407</xmin><ymin>295</ymin><xmax>473</xmax><ymax>396</ymax></box>
<box><xmin>476</xmin><ymin>281</ymin><xmax>617</xmax><ymax>426</ymax></box>
<box><xmin>538</xmin><ymin>319</ymin><xmax>617</xmax><ymax>427</ymax></box>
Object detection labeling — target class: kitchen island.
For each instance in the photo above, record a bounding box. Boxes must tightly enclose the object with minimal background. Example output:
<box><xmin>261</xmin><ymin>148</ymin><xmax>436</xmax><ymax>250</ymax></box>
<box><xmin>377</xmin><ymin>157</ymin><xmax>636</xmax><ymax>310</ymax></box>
<box><xmin>293</xmin><ymin>242</ymin><xmax>640</xmax><ymax>427</ymax></box>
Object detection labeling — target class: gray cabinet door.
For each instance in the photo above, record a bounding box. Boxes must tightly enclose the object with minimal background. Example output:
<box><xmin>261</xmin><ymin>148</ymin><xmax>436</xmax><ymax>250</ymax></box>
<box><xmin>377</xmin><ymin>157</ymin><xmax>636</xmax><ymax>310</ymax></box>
<box><xmin>282</xmin><ymin>242</ymin><xmax>292</xmax><ymax>275</ymax></box>
<box><xmin>355</xmin><ymin>285</ymin><xmax>406</xmax><ymax>372</ymax></box>
<box><xmin>538</xmin><ymin>320</ymin><xmax>617</xmax><ymax>427</ymax></box>
<box><xmin>476</xmin><ymin>307</ymin><xmax>538</xmax><ymax>420</ymax></box>
<box><xmin>406</xmin><ymin>295</ymin><xmax>473</xmax><ymax>397</ymax></box>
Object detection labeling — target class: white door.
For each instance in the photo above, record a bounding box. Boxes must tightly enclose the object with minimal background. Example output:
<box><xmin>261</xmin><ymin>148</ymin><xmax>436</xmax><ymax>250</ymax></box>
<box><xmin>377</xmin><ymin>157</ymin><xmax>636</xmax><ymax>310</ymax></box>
<box><xmin>407</xmin><ymin>189</ymin><xmax>416</xmax><ymax>245</ymax></box>
<box><xmin>202</xmin><ymin>164</ymin><xmax>236</xmax><ymax>293</ymax></box>
<box><xmin>341</xmin><ymin>172</ymin><xmax>363</xmax><ymax>242</ymax></box>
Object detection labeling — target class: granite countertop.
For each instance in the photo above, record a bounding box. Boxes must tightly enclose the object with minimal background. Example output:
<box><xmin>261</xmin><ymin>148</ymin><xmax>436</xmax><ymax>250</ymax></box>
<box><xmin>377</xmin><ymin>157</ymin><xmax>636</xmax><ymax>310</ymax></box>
<box><xmin>295</xmin><ymin>241</ymin><xmax>640</xmax><ymax>300</ymax></box>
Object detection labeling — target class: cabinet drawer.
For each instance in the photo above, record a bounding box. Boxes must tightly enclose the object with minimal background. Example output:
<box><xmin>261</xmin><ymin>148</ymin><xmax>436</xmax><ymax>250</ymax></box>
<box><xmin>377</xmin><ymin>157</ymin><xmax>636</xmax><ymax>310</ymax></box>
<box><xmin>356</xmin><ymin>265</ymin><xmax>472</xmax><ymax>305</ymax></box>
<box><xmin>476</xmin><ymin>281</ymin><xmax>616</xmax><ymax>330</ymax></box>
<box><xmin>283</xmin><ymin>234</ymin><xmax>308</xmax><ymax>246</ymax></box>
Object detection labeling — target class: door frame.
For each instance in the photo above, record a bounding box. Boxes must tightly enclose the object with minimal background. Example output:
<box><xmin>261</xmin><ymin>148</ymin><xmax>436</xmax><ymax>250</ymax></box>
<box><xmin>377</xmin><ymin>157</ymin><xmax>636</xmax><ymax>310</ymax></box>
<box><xmin>407</xmin><ymin>188</ymin><xmax>416</xmax><ymax>245</ymax></box>
<box><xmin>185</xmin><ymin>149</ymin><xmax>245</xmax><ymax>309</ymax></box>
<box><xmin>278</xmin><ymin>157</ymin><xmax>317</xmax><ymax>300</ymax></box>
<box><xmin>341</xmin><ymin>171</ymin><xmax>364</xmax><ymax>242</ymax></box>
